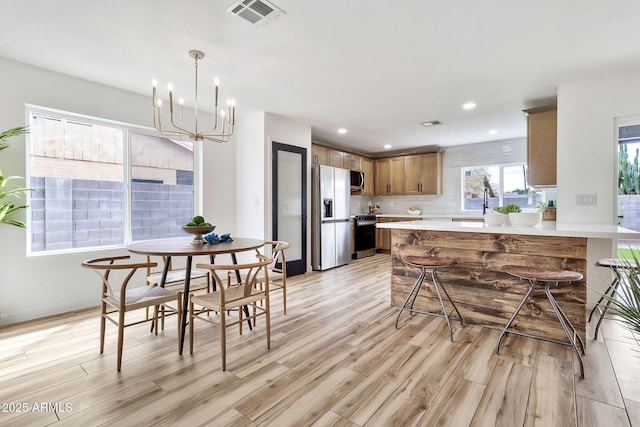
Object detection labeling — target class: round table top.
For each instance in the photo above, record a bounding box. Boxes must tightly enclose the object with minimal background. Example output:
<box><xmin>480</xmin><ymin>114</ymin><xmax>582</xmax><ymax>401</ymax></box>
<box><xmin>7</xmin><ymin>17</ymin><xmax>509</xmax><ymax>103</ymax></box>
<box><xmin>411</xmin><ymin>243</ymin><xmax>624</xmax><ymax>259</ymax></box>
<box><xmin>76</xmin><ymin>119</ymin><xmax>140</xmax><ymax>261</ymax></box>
<box><xmin>126</xmin><ymin>237</ymin><xmax>265</xmax><ymax>257</ymax></box>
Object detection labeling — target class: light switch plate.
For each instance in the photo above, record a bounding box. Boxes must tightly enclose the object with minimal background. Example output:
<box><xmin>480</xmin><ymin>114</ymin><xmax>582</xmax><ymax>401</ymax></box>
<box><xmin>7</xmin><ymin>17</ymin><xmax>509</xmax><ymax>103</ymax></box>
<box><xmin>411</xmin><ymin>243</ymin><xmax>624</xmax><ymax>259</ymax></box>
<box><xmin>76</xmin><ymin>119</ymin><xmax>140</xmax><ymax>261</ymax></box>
<box><xmin>576</xmin><ymin>193</ymin><xmax>597</xmax><ymax>206</ymax></box>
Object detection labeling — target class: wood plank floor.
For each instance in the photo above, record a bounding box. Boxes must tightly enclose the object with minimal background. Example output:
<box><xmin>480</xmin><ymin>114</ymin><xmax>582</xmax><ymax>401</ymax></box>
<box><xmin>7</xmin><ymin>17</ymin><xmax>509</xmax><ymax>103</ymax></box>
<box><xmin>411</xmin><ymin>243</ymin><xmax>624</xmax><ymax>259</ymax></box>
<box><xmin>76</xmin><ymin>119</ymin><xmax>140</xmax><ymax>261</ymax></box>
<box><xmin>1</xmin><ymin>253</ymin><xmax>639</xmax><ymax>426</ymax></box>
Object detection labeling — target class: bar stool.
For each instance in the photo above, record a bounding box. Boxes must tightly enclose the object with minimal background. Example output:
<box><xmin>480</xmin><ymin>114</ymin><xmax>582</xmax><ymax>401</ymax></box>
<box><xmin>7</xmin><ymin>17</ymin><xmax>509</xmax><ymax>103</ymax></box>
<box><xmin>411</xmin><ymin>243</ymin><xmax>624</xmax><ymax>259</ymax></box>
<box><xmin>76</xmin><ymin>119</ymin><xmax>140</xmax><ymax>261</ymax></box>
<box><xmin>498</xmin><ymin>265</ymin><xmax>586</xmax><ymax>378</ymax></box>
<box><xmin>395</xmin><ymin>255</ymin><xmax>463</xmax><ymax>341</ymax></box>
<box><xmin>588</xmin><ymin>258</ymin><xmax>634</xmax><ymax>340</ymax></box>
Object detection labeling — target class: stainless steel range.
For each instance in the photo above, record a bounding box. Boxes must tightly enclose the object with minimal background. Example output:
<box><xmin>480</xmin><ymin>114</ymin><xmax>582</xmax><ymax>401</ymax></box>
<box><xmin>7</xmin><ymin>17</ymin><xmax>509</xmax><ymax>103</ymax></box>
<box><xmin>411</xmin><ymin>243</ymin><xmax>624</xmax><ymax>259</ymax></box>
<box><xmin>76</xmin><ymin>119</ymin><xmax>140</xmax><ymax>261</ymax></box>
<box><xmin>353</xmin><ymin>214</ymin><xmax>377</xmax><ymax>259</ymax></box>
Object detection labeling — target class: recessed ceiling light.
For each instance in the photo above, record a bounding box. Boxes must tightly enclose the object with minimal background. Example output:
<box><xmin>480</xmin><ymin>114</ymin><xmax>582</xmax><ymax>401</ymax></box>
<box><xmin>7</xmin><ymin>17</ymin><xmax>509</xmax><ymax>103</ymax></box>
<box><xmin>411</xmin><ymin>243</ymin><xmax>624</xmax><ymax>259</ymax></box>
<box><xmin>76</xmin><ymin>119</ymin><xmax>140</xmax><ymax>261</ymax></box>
<box><xmin>462</xmin><ymin>102</ymin><xmax>476</xmax><ymax>110</ymax></box>
<box><xmin>384</xmin><ymin>144</ymin><xmax>392</xmax><ymax>149</ymax></box>
<box><xmin>488</xmin><ymin>129</ymin><xmax>498</xmax><ymax>135</ymax></box>
<box><xmin>337</xmin><ymin>128</ymin><xmax>347</xmax><ymax>134</ymax></box>
<box><xmin>420</xmin><ymin>120</ymin><xmax>441</xmax><ymax>127</ymax></box>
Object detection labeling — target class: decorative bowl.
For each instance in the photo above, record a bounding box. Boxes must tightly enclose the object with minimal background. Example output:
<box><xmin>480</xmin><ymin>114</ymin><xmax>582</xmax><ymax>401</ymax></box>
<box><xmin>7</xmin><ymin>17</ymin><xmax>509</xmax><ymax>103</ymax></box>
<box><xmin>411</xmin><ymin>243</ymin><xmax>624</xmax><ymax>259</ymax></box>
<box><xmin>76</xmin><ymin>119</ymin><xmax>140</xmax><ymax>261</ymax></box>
<box><xmin>483</xmin><ymin>212</ymin><xmax>506</xmax><ymax>226</ymax></box>
<box><xmin>407</xmin><ymin>209</ymin><xmax>422</xmax><ymax>215</ymax></box>
<box><xmin>508</xmin><ymin>212</ymin><xmax>542</xmax><ymax>227</ymax></box>
<box><xmin>182</xmin><ymin>224</ymin><xmax>215</xmax><ymax>245</ymax></box>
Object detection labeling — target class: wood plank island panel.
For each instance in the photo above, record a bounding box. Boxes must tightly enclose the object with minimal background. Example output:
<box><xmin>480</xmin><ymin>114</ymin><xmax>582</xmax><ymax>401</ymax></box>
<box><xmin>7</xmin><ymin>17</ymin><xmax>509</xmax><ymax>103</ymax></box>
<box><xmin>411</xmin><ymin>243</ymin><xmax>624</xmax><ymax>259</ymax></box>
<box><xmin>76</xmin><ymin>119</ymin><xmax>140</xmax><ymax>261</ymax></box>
<box><xmin>390</xmin><ymin>229</ymin><xmax>587</xmax><ymax>343</ymax></box>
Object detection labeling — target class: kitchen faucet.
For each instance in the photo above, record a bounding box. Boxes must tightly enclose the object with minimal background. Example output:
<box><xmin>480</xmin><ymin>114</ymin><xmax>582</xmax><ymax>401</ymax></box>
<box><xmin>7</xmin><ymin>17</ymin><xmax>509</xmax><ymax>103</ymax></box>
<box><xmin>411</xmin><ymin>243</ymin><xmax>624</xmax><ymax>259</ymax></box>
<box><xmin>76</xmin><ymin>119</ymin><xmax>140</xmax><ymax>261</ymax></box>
<box><xmin>483</xmin><ymin>187</ymin><xmax>489</xmax><ymax>215</ymax></box>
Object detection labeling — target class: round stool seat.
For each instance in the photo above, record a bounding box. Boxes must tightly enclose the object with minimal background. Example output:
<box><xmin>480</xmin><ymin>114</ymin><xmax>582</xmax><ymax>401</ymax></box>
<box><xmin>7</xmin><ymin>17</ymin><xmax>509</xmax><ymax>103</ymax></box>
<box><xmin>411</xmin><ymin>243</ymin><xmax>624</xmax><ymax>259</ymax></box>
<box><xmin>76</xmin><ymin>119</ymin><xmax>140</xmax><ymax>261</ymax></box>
<box><xmin>502</xmin><ymin>265</ymin><xmax>583</xmax><ymax>282</ymax></box>
<box><xmin>596</xmin><ymin>258</ymin><xmax>636</xmax><ymax>269</ymax></box>
<box><xmin>402</xmin><ymin>256</ymin><xmax>455</xmax><ymax>268</ymax></box>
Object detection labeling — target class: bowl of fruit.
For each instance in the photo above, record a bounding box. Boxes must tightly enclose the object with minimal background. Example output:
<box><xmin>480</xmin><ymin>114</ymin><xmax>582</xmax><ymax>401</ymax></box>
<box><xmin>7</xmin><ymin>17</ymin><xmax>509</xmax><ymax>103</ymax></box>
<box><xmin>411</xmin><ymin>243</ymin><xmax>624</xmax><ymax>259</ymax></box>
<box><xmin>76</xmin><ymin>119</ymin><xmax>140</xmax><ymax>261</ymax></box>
<box><xmin>182</xmin><ymin>216</ymin><xmax>215</xmax><ymax>245</ymax></box>
<box><xmin>407</xmin><ymin>207</ymin><xmax>422</xmax><ymax>215</ymax></box>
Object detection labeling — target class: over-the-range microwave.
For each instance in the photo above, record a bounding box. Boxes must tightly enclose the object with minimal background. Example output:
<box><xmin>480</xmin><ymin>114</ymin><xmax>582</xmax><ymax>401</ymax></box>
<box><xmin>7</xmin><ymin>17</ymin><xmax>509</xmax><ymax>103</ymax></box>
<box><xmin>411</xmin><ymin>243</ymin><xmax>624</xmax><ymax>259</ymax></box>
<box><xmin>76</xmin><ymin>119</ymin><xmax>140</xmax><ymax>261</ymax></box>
<box><xmin>350</xmin><ymin>170</ymin><xmax>364</xmax><ymax>192</ymax></box>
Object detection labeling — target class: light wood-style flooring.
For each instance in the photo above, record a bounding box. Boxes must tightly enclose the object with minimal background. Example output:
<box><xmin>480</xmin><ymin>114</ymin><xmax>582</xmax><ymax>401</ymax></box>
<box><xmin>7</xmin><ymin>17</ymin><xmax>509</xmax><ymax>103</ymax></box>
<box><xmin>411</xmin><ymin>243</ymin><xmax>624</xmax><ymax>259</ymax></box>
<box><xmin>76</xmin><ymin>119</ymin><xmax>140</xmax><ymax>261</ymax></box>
<box><xmin>1</xmin><ymin>254</ymin><xmax>639</xmax><ymax>426</ymax></box>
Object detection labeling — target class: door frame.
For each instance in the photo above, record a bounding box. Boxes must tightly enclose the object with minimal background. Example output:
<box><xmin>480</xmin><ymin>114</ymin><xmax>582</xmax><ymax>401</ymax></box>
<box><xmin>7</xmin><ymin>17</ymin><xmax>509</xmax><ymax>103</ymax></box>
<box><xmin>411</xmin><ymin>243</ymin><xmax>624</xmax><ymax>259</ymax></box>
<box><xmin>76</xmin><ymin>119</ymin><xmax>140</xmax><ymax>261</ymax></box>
<box><xmin>272</xmin><ymin>141</ymin><xmax>307</xmax><ymax>276</ymax></box>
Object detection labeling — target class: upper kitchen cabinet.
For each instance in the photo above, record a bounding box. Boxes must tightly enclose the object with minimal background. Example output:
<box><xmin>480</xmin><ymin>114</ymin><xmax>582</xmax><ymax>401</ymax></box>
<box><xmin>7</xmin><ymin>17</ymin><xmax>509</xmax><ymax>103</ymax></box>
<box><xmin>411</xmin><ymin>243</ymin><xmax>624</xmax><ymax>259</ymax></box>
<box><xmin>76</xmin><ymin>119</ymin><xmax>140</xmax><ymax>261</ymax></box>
<box><xmin>350</xmin><ymin>154</ymin><xmax>363</xmax><ymax>171</ymax></box>
<box><xmin>361</xmin><ymin>158</ymin><xmax>374</xmax><ymax>196</ymax></box>
<box><xmin>524</xmin><ymin>105</ymin><xmax>557</xmax><ymax>187</ymax></box>
<box><xmin>312</xmin><ymin>144</ymin><xmax>329</xmax><ymax>166</ymax></box>
<box><xmin>375</xmin><ymin>157</ymin><xmax>405</xmax><ymax>195</ymax></box>
<box><xmin>404</xmin><ymin>152</ymin><xmax>442</xmax><ymax>195</ymax></box>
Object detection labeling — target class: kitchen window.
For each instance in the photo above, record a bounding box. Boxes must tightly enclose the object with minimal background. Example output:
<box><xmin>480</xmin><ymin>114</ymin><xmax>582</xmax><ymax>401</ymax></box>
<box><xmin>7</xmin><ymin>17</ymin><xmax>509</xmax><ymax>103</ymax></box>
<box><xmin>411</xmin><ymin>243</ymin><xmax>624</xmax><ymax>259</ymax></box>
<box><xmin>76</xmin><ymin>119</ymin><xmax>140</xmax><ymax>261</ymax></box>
<box><xmin>462</xmin><ymin>164</ymin><xmax>542</xmax><ymax>211</ymax></box>
<box><xmin>27</xmin><ymin>106</ymin><xmax>199</xmax><ymax>254</ymax></box>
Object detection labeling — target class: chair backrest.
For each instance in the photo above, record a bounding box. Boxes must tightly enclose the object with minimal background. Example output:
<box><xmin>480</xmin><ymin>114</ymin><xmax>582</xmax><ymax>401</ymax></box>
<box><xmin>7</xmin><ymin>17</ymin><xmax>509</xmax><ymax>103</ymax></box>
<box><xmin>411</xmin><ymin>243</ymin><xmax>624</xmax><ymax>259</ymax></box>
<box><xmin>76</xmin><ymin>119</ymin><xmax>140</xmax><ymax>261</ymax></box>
<box><xmin>82</xmin><ymin>255</ymin><xmax>157</xmax><ymax>300</ymax></box>
<box><xmin>196</xmin><ymin>254</ymin><xmax>272</xmax><ymax>302</ymax></box>
<box><xmin>265</xmin><ymin>240</ymin><xmax>290</xmax><ymax>275</ymax></box>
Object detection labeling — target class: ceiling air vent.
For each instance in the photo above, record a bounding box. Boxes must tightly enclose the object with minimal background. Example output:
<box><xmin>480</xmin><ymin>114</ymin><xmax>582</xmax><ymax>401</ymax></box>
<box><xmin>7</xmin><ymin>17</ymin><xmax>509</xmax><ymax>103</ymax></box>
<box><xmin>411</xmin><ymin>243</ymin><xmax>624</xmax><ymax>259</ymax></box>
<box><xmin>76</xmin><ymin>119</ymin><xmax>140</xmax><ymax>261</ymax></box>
<box><xmin>227</xmin><ymin>0</ymin><xmax>286</xmax><ymax>28</ymax></box>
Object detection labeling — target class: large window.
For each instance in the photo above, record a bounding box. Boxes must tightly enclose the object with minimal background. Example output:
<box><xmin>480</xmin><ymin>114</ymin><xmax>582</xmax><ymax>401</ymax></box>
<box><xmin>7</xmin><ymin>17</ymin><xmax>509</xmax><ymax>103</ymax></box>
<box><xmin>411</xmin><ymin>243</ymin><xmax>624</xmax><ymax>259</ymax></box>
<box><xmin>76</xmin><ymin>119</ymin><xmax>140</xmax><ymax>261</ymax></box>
<box><xmin>462</xmin><ymin>164</ymin><xmax>542</xmax><ymax>211</ymax></box>
<box><xmin>28</xmin><ymin>107</ymin><xmax>197</xmax><ymax>254</ymax></box>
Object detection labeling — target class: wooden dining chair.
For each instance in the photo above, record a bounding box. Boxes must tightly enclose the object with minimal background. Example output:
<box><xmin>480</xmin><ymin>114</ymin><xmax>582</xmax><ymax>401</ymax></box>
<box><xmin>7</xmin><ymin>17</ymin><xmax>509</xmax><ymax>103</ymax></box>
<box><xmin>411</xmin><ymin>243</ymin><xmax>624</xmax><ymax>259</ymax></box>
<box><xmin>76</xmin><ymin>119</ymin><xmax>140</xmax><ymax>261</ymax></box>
<box><xmin>189</xmin><ymin>254</ymin><xmax>272</xmax><ymax>371</ymax></box>
<box><xmin>254</xmin><ymin>241</ymin><xmax>290</xmax><ymax>314</ymax></box>
<box><xmin>82</xmin><ymin>255</ymin><xmax>182</xmax><ymax>371</ymax></box>
<box><xmin>146</xmin><ymin>255</ymin><xmax>211</xmax><ymax>292</ymax></box>
<box><xmin>145</xmin><ymin>255</ymin><xmax>210</xmax><ymax>324</ymax></box>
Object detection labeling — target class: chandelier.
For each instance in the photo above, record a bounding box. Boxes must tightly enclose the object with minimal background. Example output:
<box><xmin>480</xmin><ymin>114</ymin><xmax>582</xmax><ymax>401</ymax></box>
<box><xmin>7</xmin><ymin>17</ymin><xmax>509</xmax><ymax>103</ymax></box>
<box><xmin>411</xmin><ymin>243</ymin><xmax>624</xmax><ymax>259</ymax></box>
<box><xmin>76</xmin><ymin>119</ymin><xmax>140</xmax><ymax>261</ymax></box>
<box><xmin>152</xmin><ymin>50</ymin><xmax>235</xmax><ymax>143</ymax></box>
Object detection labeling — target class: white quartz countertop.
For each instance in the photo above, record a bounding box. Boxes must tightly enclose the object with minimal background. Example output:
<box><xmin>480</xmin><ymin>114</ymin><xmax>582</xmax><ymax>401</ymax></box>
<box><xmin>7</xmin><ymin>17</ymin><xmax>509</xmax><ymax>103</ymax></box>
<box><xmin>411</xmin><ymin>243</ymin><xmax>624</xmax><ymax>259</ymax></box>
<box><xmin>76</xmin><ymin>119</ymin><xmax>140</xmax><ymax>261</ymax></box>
<box><xmin>352</xmin><ymin>214</ymin><xmax>483</xmax><ymax>220</ymax></box>
<box><xmin>376</xmin><ymin>219</ymin><xmax>640</xmax><ymax>239</ymax></box>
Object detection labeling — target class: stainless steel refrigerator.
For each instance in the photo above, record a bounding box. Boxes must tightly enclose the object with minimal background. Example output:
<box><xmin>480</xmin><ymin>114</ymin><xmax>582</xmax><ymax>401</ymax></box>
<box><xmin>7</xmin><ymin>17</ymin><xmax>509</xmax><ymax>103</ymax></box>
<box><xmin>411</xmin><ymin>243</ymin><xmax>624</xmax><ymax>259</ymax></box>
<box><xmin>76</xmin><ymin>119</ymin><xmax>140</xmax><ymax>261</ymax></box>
<box><xmin>312</xmin><ymin>165</ymin><xmax>351</xmax><ymax>271</ymax></box>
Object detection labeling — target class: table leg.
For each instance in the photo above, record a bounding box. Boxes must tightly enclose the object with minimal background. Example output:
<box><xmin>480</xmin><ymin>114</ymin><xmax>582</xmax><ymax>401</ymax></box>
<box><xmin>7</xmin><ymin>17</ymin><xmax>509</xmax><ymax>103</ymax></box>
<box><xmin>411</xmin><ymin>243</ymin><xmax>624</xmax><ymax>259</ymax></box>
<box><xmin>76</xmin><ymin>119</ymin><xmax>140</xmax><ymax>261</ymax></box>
<box><xmin>179</xmin><ymin>256</ymin><xmax>193</xmax><ymax>355</ymax></box>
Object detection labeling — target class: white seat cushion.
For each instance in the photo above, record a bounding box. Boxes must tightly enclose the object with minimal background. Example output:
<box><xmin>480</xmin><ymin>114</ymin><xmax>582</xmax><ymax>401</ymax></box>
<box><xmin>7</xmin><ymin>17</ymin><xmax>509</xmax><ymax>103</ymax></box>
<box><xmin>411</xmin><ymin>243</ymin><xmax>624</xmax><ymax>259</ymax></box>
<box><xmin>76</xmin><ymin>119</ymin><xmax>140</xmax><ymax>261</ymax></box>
<box><xmin>105</xmin><ymin>285</ymin><xmax>177</xmax><ymax>306</ymax></box>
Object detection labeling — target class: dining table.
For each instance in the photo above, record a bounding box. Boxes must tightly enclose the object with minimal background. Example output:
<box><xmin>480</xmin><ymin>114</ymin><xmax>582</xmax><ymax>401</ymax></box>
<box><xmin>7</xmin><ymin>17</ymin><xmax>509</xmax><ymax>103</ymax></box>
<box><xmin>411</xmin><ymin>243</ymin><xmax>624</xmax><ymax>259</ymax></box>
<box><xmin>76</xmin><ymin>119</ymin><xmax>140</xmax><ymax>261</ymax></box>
<box><xmin>126</xmin><ymin>236</ymin><xmax>265</xmax><ymax>354</ymax></box>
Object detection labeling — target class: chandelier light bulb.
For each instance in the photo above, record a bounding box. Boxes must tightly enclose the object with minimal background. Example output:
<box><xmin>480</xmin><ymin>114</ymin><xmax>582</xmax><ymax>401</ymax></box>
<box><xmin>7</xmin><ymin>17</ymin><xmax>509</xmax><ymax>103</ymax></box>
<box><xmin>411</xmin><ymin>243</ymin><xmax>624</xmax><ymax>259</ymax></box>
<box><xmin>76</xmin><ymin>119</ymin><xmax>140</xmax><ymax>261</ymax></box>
<box><xmin>156</xmin><ymin>99</ymin><xmax>162</xmax><ymax>107</ymax></box>
<box><xmin>152</xmin><ymin>79</ymin><xmax>158</xmax><ymax>87</ymax></box>
<box><xmin>214</xmin><ymin>78</ymin><xmax>220</xmax><ymax>86</ymax></box>
<box><xmin>167</xmin><ymin>83</ymin><xmax>173</xmax><ymax>91</ymax></box>
<box><xmin>178</xmin><ymin>98</ymin><xmax>184</xmax><ymax>105</ymax></box>
<box><xmin>220</xmin><ymin>110</ymin><xmax>226</xmax><ymax>117</ymax></box>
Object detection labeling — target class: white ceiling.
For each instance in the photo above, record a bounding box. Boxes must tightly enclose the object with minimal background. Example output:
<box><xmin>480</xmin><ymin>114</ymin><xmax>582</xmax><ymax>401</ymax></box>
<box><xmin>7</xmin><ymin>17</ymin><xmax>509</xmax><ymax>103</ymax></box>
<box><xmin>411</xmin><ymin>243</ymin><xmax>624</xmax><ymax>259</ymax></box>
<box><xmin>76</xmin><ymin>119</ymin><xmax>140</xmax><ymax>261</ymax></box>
<box><xmin>2</xmin><ymin>0</ymin><xmax>640</xmax><ymax>155</ymax></box>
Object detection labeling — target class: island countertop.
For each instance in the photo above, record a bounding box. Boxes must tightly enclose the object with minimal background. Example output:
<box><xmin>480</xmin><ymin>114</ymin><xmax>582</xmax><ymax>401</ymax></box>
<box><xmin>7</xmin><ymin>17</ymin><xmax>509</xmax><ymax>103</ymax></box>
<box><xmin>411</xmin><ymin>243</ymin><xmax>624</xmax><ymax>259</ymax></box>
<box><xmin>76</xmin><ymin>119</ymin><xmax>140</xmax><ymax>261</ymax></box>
<box><xmin>377</xmin><ymin>219</ymin><xmax>640</xmax><ymax>239</ymax></box>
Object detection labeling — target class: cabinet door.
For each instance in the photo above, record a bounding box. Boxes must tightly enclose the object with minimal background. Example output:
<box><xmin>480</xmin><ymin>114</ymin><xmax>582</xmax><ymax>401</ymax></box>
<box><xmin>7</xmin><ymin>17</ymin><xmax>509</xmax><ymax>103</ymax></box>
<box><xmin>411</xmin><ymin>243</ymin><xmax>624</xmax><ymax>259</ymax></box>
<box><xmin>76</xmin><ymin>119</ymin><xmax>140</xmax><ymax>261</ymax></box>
<box><xmin>329</xmin><ymin>150</ymin><xmax>343</xmax><ymax>168</ymax></box>
<box><xmin>342</xmin><ymin>152</ymin><xmax>352</xmax><ymax>170</ymax></box>
<box><xmin>350</xmin><ymin>154</ymin><xmax>362</xmax><ymax>171</ymax></box>
<box><xmin>404</xmin><ymin>155</ymin><xmax>422</xmax><ymax>194</ymax></box>
<box><xmin>375</xmin><ymin>159</ymin><xmax>390</xmax><ymax>195</ymax></box>
<box><xmin>312</xmin><ymin>144</ymin><xmax>329</xmax><ymax>166</ymax></box>
<box><xmin>420</xmin><ymin>152</ymin><xmax>442</xmax><ymax>195</ymax></box>
<box><xmin>526</xmin><ymin>106</ymin><xmax>557</xmax><ymax>186</ymax></box>
<box><xmin>362</xmin><ymin>158</ymin><xmax>374</xmax><ymax>196</ymax></box>
<box><xmin>388</xmin><ymin>157</ymin><xmax>405</xmax><ymax>195</ymax></box>
<box><xmin>375</xmin><ymin>218</ymin><xmax>392</xmax><ymax>251</ymax></box>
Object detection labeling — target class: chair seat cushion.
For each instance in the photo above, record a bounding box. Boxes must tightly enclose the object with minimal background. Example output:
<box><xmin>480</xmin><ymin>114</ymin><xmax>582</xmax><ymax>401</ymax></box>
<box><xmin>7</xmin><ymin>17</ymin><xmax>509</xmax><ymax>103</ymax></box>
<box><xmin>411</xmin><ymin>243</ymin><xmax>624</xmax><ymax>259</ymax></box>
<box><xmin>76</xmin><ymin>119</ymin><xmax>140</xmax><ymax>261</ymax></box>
<box><xmin>147</xmin><ymin>268</ymin><xmax>208</xmax><ymax>285</ymax></box>
<box><xmin>105</xmin><ymin>285</ymin><xmax>177</xmax><ymax>306</ymax></box>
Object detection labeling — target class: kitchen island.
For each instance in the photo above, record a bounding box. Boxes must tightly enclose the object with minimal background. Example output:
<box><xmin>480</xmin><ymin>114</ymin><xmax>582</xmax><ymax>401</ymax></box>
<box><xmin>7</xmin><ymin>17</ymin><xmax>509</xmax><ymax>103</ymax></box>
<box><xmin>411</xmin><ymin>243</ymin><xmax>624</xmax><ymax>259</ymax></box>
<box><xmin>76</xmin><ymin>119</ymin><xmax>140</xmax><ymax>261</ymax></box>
<box><xmin>377</xmin><ymin>220</ymin><xmax>640</xmax><ymax>343</ymax></box>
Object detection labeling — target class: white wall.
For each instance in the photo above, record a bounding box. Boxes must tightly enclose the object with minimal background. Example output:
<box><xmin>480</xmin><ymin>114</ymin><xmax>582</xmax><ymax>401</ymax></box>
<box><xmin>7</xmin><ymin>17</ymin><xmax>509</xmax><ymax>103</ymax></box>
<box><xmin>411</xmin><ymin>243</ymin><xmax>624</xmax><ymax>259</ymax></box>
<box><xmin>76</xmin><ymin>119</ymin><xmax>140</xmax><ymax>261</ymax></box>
<box><xmin>235</xmin><ymin>111</ymin><xmax>266</xmax><ymax>242</ymax></box>
<box><xmin>233</xmin><ymin>112</ymin><xmax>312</xmax><ymax>266</ymax></box>
<box><xmin>557</xmin><ymin>71</ymin><xmax>640</xmax><ymax>223</ymax></box>
<box><xmin>264</xmin><ymin>113</ymin><xmax>312</xmax><ymax>270</ymax></box>
<box><xmin>556</xmin><ymin>71</ymin><xmax>640</xmax><ymax>306</ymax></box>
<box><xmin>0</xmin><ymin>57</ymin><xmax>236</xmax><ymax>325</ymax></box>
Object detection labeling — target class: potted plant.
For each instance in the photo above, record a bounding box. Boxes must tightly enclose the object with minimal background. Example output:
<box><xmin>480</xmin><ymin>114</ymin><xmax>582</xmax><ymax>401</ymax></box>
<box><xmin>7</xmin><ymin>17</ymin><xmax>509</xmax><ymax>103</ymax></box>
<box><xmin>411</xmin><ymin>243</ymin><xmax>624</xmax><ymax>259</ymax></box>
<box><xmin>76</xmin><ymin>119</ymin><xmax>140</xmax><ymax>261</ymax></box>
<box><xmin>0</xmin><ymin>126</ymin><xmax>31</xmax><ymax>228</ymax></box>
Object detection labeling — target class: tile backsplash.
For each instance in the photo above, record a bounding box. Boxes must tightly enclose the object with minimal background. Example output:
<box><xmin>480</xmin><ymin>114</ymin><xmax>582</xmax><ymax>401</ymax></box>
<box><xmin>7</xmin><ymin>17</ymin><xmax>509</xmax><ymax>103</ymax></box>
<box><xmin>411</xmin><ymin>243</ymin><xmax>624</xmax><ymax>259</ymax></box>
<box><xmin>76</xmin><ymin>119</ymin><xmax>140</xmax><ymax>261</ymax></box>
<box><xmin>350</xmin><ymin>137</ymin><xmax>555</xmax><ymax>216</ymax></box>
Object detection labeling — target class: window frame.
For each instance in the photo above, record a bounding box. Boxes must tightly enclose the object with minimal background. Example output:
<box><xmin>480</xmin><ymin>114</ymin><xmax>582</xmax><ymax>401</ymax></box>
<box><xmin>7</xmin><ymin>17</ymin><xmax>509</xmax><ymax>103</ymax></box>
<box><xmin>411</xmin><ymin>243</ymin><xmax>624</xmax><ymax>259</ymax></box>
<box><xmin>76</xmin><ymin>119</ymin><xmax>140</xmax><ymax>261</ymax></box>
<box><xmin>461</xmin><ymin>162</ymin><xmax>536</xmax><ymax>212</ymax></box>
<box><xmin>25</xmin><ymin>104</ymin><xmax>203</xmax><ymax>256</ymax></box>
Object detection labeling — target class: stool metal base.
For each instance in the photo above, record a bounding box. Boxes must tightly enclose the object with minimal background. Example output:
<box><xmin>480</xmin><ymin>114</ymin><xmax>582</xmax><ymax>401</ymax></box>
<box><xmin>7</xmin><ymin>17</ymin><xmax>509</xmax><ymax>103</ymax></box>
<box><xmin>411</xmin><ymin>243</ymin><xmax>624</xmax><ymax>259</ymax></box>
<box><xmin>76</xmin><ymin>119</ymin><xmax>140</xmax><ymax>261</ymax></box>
<box><xmin>588</xmin><ymin>259</ymin><xmax>628</xmax><ymax>340</ymax></box>
<box><xmin>496</xmin><ymin>278</ymin><xmax>586</xmax><ymax>378</ymax></box>
<box><xmin>395</xmin><ymin>263</ymin><xmax>463</xmax><ymax>342</ymax></box>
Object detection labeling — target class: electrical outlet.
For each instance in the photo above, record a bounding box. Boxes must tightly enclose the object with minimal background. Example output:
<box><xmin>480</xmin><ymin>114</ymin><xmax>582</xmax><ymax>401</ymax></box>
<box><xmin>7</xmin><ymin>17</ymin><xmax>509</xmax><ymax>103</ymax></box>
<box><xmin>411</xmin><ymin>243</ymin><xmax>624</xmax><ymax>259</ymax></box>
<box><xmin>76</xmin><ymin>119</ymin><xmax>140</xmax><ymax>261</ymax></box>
<box><xmin>576</xmin><ymin>193</ymin><xmax>597</xmax><ymax>206</ymax></box>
